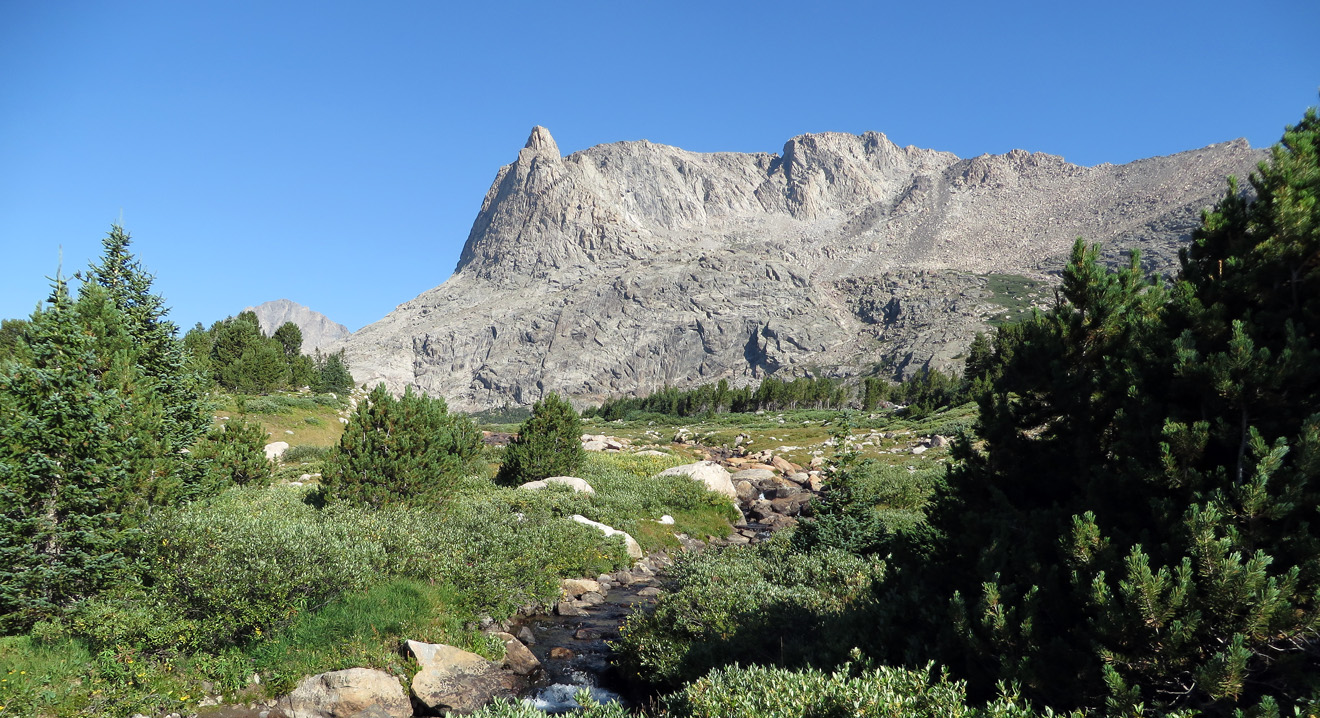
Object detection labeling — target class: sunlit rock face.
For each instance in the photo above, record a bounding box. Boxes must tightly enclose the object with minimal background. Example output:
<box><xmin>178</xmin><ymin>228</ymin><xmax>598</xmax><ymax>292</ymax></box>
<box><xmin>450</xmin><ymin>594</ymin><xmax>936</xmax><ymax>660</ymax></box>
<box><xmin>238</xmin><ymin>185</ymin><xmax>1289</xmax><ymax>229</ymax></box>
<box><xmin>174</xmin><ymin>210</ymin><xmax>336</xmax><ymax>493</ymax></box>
<box><xmin>340</xmin><ymin>126</ymin><xmax>1262</xmax><ymax>411</ymax></box>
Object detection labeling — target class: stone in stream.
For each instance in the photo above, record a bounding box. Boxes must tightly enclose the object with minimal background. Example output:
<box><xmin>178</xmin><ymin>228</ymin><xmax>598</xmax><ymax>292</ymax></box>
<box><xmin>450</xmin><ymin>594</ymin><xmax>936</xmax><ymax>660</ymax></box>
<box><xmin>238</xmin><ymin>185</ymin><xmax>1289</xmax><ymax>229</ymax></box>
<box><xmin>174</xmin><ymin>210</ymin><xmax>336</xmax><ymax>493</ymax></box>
<box><xmin>637</xmin><ymin>587</ymin><xmax>662</xmax><ymax>597</ymax></box>
<box><xmin>516</xmin><ymin>625</ymin><xmax>536</xmax><ymax>645</ymax></box>
<box><xmin>408</xmin><ymin>643</ymin><xmax>521</xmax><ymax>714</ymax></box>
<box><xmin>579</xmin><ymin>591</ymin><xmax>606</xmax><ymax>605</ymax></box>
<box><xmin>574</xmin><ymin>628</ymin><xmax>602</xmax><ymax>640</ymax></box>
<box><xmin>556</xmin><ymin>601</ymin><xmax>588</xmax><ymax>617</ymax></box>
<box><xmin>549</xmin><ymin>647</ymin><xmax>576</xmax><ymax>660</ymax></box>
<box><xmin>493</xmin><ymin>632</ymin><xmax>542</xmax><ymax>676</ymax></box>
<box><xmin>560</xmin><ymin>577</ymin><xmax>601</xmax><ymax>598</ymax></box>
<box><xmin>277</xmin><ymin>667</ymin><xmax>411</xmax><ymax>718</ymax></box>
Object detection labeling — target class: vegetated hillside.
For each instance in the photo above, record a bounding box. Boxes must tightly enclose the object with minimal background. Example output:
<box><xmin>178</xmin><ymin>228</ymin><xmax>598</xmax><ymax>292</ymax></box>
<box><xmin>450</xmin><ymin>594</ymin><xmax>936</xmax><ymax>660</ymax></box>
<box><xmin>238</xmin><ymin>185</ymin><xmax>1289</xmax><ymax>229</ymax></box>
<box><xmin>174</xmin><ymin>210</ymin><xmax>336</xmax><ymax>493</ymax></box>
<box><xmin>341</xmin><ymin>126</ymin><xmax>1262</xmax><ymax>411</ymax></box>
<box><xmin>245</xmin><ymin>298</ymin><xmax>351</xmax><ymax>354</ymax></box>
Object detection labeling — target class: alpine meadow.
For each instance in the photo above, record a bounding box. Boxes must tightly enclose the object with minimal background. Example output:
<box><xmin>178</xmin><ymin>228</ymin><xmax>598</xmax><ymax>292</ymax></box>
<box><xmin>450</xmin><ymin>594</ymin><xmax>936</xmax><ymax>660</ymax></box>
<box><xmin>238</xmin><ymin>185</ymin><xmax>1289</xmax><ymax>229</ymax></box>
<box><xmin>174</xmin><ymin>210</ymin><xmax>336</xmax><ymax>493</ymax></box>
<box><xmin>2</xmin><ymin>84</ymin><xmax>1319</xmax><ymax>718</ymax></box>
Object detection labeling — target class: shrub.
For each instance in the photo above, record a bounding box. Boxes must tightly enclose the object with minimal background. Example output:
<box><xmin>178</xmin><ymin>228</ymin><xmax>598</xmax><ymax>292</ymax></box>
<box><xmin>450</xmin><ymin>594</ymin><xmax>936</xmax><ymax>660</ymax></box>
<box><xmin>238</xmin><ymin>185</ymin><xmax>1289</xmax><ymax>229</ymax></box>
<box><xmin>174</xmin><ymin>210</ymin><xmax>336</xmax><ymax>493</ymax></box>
<box><xmin>496</xmin><ymin>393</ymin><xmax>585</xmax><ymax>484</ymax></box>
<box><xmin>320</xmin><ymin>384</ymin><xmax>482</xmax><ymax>507</ymax></box>
<box><xmin>615</xmin><ymin>539</ymin><xmax>883</xmax><ymax>688</ymax></box>
<box><xmin>661</xmin><ymin>662</ymin><xmax>1078</xmax><ymax>718</ymax></box>
<box><xmin>181</xmin><ymin>417</ymin><xmax>272</xmax><ymax>499</ymax></box>
<box><xmin>282</xmin><ymin>445</ymin><xmax>330</xmax><ymax>463</ymax></box>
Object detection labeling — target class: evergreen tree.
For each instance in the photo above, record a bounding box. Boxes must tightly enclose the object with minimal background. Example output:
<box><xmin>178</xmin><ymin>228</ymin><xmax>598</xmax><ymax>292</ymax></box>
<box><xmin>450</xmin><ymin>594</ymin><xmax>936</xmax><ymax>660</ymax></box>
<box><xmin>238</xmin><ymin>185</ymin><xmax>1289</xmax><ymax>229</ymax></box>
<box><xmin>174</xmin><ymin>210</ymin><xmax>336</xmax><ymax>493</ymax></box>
<box><xmin>497</xmin><ymin>392</ymin><xmax>586</xmax><ymax>484</ymax></box>
<box><xmin>180</xmin><ymin>417</ymin><xmax>272</xmax><ymax>499</ymax></box>
<box><xmin>83</xmin><ymin>224</ymin><xmax>209</xmax><ymax>453</ymax></box>
<box><xmin>0</xmin><ymin>318</ymin><xmax>28</xmax><ymax>362</ymax></box>
<box><xmin>0</xmin><ymin>280</ymin><xmax>130</xmax><ymax>629</ymax></box>
<box><xmin>320</xmin><ymin>384</ymin><xmax>481</xmax><ymax>507</ymax></box>
<box><xmin>272</xmin><ymin>321</ymin><xmax>302</xmax><ymax>359</ymax></box>
<box><xmin>880</xmin><ymin>109</ymin><xmax>1320</xmax><ymax>715</ymax></box>
<box><xmin>312</xmin><ymin>349</ymin><xmax>354</xmax><ymax>394</ymax></box>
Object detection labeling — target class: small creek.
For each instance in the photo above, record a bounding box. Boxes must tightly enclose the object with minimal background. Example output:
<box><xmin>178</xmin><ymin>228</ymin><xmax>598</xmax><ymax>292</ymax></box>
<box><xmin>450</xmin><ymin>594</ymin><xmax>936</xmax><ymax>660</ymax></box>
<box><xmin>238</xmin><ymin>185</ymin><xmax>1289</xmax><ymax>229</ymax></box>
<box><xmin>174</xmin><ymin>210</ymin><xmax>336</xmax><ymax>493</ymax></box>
<box><xmin>518</xmin><ymin>580</ymin><xmax>660</xmax><ymax>713</ymax></box>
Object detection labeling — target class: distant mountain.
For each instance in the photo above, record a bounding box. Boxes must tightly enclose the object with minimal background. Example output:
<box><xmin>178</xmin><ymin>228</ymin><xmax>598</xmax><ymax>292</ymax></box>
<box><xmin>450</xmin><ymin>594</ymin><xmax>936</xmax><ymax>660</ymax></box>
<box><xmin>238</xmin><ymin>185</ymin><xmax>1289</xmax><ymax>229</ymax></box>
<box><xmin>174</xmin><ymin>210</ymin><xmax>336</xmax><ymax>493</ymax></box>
<box><xmin>342</xmin><ymin>126</ymin><xmax>1263</xmax><ymax>411</ymax></box>
<box><xmin>244</xmin><ymin>299</ymin><xmax>350</xmax><ymax>354</ymax></box>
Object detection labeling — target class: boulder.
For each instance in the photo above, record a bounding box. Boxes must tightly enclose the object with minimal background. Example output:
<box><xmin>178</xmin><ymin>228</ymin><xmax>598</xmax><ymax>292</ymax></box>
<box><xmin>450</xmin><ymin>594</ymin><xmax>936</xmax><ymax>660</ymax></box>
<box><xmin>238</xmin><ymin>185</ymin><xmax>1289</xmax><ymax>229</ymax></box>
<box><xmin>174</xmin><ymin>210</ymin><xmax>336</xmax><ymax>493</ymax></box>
<box><xmin>579</xmin><ymin>591</ymin><xmax>605</xmax><ymax>605</ymax></box>
<box><xmin>556</xmin><ymin>601</ymin><xmax>588</xmax><ymax>617</ymax></box>
<box><xmin>658</xmin><ymin>514</ymin><xmax>675</xmax><ymax>524</ymax></box>
<box><xmin>519</xmin><ymin>476</ymin><xmax>595</xmax><ymax>494</ymax></box>
<box><xmin>770</xmin><ymin>493</ymin><xmax>814</xmax><ymax>517</ymax></box>
<box><xmin>560</xmin><ymin>578</ymin><xmax>601</xmax><ymax>598</ymax></box>
<box><xmin>771</xmin><ymin>455</ymin><xmax>798</xmax><ymax>474</ymax></box>
<box><xmin>264</xmin><ymin>441</ymin><xmax>290</xmax><ymax>461</ymax></box>
<box><xmin>582</xmin><ymin>440</ymin><xmax>608</xmax><ymax>451</ymax></box>
<box><xmin>734</xmin><ymin>480</ymin><xmax>758</xmax><ymax>505</ymax></box>
<box><xmin>570</xmin><ymin>514</ymin><xmax>643</xmax><ymax>559</ymax></box>
<box><xmin>277</xmin><ymin>667</ymin><xmax>410</xmax><ymax>718</ymax></box>
<box><xmin>756</xmin><ymin>476</ymin><xmax>802</xmax><ymax>499</ymax></box>
<box><xmin>409</xmin><ymin>644</ymin><xmax>519</xmax><ymax>715</ymax></box>
<box><xmin>748</xmin><ymin>499</ymin><xmax>775</xmax><ymax>522</ymax></box>
<box><xmin>657</xmin><ymin>461</ymin><xmax>736</xmax><ymax>499</ymax></box>
<box><xmin>493</xmin><ymin>632</ymin><xmax>541</xmax><ymax>676</ymax></box>
<box><xmin>930</xmin><ymin>435</ymin><xmax>951</xmax><ymax>448</ymax></box>
<box><xmin>549</xmin><ymin>647</ymin><xmax>575</xmax><ymax>660</ymax></box>
<box><xmin>731</xmin><ymin>468</ymin><xmax>776</xmax><ymax>482</ymax></box>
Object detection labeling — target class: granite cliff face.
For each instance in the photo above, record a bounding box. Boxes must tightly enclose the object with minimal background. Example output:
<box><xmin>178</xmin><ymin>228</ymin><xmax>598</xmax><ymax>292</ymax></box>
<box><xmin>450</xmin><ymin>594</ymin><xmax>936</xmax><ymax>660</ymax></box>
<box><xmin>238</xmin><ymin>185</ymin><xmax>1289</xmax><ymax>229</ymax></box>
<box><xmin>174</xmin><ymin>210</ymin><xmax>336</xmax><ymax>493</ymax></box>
<box><xmin>341</xmin><ymin>127</ymin><xmax>1263</xmax><ymax>411</ymax></box>
<box><xmin>245</xmin><ymin>299</ymin><xmax>351</xmax><ymax>354</ymax></box>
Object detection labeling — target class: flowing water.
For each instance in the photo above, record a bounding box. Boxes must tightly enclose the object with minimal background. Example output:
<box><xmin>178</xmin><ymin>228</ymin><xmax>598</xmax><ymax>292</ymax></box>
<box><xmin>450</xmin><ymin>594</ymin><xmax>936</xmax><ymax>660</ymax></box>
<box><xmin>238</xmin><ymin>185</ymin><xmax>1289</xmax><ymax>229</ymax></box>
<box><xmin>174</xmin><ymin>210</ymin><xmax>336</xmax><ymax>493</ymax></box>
<box><xmin>518</xmin><ymin>581</ymin><xmax>660</xmax><ymax>713</ymax></box>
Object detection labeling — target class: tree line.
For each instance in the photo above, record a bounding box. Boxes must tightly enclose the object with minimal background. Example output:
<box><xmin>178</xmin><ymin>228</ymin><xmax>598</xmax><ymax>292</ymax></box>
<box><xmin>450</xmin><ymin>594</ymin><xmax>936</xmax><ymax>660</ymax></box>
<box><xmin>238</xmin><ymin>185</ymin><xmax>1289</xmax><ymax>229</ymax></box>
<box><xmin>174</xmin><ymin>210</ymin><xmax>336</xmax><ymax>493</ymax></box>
<box><xmin>181</xmin><ymin>312</ymin><xmax>352</xmax><ymax>395</ymax></box>
<box><xmin>586</xmin><ymin>365</ymin><xmax>977</xmax><ymax>421</ymax></box>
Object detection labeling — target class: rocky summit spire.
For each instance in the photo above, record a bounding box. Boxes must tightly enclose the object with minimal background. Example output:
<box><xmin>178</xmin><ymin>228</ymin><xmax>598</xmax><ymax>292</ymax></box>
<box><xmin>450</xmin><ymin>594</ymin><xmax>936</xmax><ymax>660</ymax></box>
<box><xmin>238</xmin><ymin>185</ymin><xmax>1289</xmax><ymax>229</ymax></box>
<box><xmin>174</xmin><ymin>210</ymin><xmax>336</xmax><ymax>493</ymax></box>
<box><xmin>524</xmin><ymin>126</ymin><xmax>560</xmax><ymax>157</ymax></box>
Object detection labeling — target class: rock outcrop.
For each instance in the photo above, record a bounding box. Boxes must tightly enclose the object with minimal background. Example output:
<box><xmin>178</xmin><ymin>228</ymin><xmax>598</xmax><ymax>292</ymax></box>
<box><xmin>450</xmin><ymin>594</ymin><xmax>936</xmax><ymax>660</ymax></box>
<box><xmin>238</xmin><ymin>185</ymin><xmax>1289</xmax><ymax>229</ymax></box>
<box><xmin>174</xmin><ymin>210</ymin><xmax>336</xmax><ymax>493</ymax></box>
<box><xmin>277</xmin><ymin>667</ymin><xmax>411</xmax><ymax>718</ymax></box>
<box><xmin>340</xmin><ymin>127</ymin><xmax>1263</xmax><ymax>410</ymax></box>
<box><xmin>246</xmin><ymin>298</ymin><xmax>351</xmax><ymax>354</ymax></box>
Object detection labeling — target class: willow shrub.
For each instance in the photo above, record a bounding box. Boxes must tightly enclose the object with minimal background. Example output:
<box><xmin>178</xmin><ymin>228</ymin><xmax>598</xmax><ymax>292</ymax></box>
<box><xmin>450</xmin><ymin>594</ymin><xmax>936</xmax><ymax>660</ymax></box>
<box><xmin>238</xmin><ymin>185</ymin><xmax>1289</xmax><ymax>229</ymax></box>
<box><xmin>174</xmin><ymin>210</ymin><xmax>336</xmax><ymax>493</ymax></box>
<box><xmin>77</xmin><ymin>484</ymin><xmax>627</xmax><ymax>654</ymax></box>
<box><xmin>615</xmin><ymin>538</ymin><xmax>884</xmax><ymax>689</ymax></box>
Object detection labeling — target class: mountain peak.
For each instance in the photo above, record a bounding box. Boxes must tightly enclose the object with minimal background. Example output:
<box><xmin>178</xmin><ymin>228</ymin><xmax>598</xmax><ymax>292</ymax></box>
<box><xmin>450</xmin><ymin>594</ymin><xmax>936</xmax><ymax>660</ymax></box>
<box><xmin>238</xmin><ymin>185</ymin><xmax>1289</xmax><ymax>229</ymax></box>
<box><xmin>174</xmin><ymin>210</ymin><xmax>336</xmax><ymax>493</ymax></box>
<box><xmin>243</xmin><ymin>299</ymin><xmax>351</xmax><ymax>354</ymax></box>
<box><xmin>524</xmin><ymin>125</ymin><xmax>560</xmax><ymax>157</ymax></box>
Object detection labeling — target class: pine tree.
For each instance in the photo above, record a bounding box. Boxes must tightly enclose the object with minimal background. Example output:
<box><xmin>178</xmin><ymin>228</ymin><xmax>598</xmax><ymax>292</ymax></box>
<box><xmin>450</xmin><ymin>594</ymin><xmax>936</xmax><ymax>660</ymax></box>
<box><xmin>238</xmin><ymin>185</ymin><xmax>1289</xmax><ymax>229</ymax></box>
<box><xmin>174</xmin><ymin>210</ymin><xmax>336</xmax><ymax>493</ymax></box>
<box><xmin>880</xmin><ymin>110</ymin><xmax>1320</xmax><ymax>715</ymax></box>
<box><xmin>0</xmin><ymin>280</ymin><xmax>130</xmax><ymax>629</ymax></box>
<box><xmin>320</xmin><ymin>384</ymin><xmax>481</xmax><ymax>507</ymax></box>
<box><xmin>272</xmin><ymin>321</ymin><xmax>302</xmax><ymax>360</ymax></box>
<box><xmin>83</xmin><ymin>224</ymin><xmax>209</xmax><ymax>453</ymax></box>
<box><xmin>497</xmin><ymin>392</ymin><xmax>586</xmax><ymax>484</ymax></box>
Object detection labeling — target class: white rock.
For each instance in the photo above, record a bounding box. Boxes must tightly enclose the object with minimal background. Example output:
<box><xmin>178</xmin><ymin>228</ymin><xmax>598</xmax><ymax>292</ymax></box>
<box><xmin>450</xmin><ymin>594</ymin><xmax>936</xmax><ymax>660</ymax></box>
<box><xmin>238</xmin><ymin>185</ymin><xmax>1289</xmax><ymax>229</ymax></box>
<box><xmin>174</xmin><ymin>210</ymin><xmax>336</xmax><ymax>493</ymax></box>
<box><xmin>658</xmin><ymin>515</ymin><xmax>675</xmax><ymax>525</ymax></box>
<box><xmin>581</xmin><ymin>440</ymin><xmax>608</xmax><ymax>451</ymax></box>
<box><xmin>912</xmin><ymin>446</ymin><xmax>928</xmax><ymax>455</ymax></box>
<box><xmin>570</xmin><ymin>514</ymin><xmax>643</xmax><ymax>559</ymax></box>
<box><xmin>518</xmin><ymin>476</ymin><xmax>595</xmax><ymax>494</ymax></box>
<box><xmin>657</xmin><ymin>461</ymin><xmax>737</xmax><ymax>499</ymax></box>
<box><xmin>278</xmin><ymin>667</ymin><xmax>410</xmax><ymax>718</ymax></box>
<box><xmin>264</xmin><ymin>441</ymin><xmax>290</xmax><ymax>461</ymax></box>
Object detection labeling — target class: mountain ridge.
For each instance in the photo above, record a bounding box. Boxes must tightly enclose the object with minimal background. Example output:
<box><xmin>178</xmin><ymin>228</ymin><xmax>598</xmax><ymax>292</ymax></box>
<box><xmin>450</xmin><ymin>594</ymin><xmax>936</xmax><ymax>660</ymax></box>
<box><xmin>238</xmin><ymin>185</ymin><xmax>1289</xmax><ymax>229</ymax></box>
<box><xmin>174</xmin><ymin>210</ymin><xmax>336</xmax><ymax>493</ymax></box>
<box><xmin>339</xmin><ymin>127</ymin><xmax>1264</xmax><ymax>411</ymax></box>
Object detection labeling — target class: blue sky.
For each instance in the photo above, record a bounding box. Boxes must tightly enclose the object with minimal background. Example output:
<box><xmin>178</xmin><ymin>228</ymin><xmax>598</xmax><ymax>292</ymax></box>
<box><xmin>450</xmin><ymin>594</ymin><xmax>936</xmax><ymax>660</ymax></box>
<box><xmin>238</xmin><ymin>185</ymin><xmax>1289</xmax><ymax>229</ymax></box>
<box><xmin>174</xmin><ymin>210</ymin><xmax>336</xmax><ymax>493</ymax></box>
<box><xmin>2</xmin><ymin>0</ymin><xmax>1316</xmax><ymax>332</ymax></box>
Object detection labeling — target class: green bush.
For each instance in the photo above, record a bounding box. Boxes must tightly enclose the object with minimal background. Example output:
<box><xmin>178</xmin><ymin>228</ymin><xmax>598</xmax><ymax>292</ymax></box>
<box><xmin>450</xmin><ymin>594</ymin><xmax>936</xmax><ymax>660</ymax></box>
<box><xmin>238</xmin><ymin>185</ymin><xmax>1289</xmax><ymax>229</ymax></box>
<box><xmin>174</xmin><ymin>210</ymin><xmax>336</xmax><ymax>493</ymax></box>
<box><xmin>321</xmin><ymin>384</ymin><xmax>482</xmax><ymax>507</ymax></box>
<box><xmin>661</xmin><ymin>662</ymin><xmax>1079</xmax><ymax>718</ymax></box>
<box><xmin>616</xmin><ymin>539</ymin><xmax>883</xmax><ymax>688</ymax></box>
<box><xmin>282</xmin><ymin>445</ymin><xmax>330</xmax><ymax>463</ymax></box>
<box><xmin>496</xmin><ymin>393</ymin><xmax>585</xmax><ymax>484</ymax></box>
<box><xmin>181</xmin><ymin>417</ymin><xmax>272</xmax><ymax>499</ymax></box>
<box><xmin>791</xmin><ymin>460</ymin><xmax>941</xmax><ymax>556</ymax></box>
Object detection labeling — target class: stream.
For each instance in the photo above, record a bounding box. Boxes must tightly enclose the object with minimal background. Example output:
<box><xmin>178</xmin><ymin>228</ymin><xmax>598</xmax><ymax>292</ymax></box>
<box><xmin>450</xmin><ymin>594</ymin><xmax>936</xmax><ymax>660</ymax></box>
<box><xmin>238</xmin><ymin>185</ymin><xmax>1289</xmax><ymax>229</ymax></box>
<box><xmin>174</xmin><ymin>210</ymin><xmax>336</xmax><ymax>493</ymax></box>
<box><xmin>518</xmin><ymin>578</ymin><xmax>660</xmax><ymax>713</ymax></box>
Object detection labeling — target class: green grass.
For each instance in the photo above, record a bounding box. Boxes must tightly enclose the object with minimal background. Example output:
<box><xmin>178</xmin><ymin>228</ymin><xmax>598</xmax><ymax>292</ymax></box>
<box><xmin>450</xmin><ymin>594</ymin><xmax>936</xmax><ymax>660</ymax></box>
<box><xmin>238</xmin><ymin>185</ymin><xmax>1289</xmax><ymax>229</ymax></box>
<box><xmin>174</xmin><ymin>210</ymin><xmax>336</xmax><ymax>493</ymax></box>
<box><xmin>251</xmin><ymin>580</ymin><xmax>498</xmax><ymax>695</ymax></box>
<box><xmin>212</xmin><ymin>391</ymin><xmax>350</xmax><ymax>449</ymax></box>
<box><xmin>983</xmin><ymin>273</ymin><xmax>1049</xmax><ymax>327</ymax></box>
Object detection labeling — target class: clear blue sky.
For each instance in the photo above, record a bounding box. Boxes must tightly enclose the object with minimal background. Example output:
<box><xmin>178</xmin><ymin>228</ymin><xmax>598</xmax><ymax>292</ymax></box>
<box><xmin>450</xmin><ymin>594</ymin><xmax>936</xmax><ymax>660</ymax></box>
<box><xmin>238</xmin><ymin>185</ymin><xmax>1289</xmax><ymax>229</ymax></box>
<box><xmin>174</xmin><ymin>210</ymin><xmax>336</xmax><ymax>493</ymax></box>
<box><xmin>2</xmin><ymin>0</ymin><xmax>1316</xmax><ymax>332</ymax></box>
